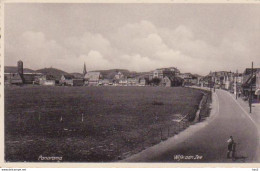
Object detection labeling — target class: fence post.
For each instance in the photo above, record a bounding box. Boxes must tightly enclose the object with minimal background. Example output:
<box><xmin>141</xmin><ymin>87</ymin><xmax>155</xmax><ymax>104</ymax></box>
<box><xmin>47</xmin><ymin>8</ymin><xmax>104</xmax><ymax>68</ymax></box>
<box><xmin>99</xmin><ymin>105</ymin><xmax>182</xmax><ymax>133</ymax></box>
<box><xmin>160</xmin><ymin>128</ymin><xmax>162</xmax><ymax>140</ymax></box>
<box><xmin>18</xmin><ymin>113</ymin><xmax>21</xmax><ymax>124</ymax></box>
<box><xmin>142</xmin><ymin>136</ymin><xmax>145</xmax><ymax>149</ymax></box>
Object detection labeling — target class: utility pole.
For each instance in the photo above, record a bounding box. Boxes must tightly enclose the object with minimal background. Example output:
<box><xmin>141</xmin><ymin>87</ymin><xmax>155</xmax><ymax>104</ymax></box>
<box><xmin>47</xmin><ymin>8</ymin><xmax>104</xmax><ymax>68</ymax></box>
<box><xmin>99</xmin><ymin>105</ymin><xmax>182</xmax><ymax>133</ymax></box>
<box><xmin>214</xmin><ymin>72</ymin><xmax>216</xmax><ymax>92</ymax></box>
<box><xmin>213</xmin><ymin>77</ymin><xmax>215</xmax><ymax>92</ymax></box>
<box><xmin>210</xmin><ymin>80</ymin><xmax>212</xmax><ymax>92</ymax></box>
<box><xmin>250</xmin><ymin>62</ymin><xmax>253</xmax><ymax>113</ymax></box>
<box><xmin>236</xmin><ymin>69</ymin><xmax>238</xmax><ymax>100</ymax></box>
<box><xmin>210</xmin><ymin>71</ymin><xmax>212</xmax><ymax>91</ymax></box>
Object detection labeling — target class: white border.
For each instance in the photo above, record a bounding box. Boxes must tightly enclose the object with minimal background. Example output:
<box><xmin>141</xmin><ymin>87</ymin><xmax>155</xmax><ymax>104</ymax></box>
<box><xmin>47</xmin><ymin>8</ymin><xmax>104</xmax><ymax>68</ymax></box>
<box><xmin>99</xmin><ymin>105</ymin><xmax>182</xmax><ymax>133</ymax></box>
<box><xmin>1</xmin><ymin>0</ymin><xmax>260</xmax><ymax>168</ymax></box>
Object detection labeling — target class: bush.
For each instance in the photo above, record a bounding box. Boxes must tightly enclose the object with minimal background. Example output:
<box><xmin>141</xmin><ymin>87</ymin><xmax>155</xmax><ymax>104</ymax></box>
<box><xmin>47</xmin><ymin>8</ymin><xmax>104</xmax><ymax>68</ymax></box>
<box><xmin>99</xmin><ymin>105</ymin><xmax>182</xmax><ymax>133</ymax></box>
<box><xmin>152</xmin><ymin>101</ymin><xmax>164</xmax><ymax>106</ymax></box>
<box><xmin>150</xmin><ymin>78</ymin><xmax>161</xmax><ymax>86</ymax></box>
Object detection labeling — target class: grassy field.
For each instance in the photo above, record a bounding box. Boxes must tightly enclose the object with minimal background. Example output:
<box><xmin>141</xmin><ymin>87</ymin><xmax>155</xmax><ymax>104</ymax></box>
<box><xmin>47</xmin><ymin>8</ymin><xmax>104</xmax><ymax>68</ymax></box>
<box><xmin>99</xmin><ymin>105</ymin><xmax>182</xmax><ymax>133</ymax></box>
<box><xmin>5</xmin><ymin>86</ymin><xmax>210</xmax><ymax>162</ymax></box>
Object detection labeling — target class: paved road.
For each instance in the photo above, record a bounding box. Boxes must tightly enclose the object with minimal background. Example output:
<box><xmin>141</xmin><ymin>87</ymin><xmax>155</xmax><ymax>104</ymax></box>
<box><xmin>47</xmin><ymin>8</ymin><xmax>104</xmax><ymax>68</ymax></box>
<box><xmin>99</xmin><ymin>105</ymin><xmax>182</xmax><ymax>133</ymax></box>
<box><xmin>124</xmin><ymin>89</ymin><xmax>260</xmax><ymax>163</ymax></box>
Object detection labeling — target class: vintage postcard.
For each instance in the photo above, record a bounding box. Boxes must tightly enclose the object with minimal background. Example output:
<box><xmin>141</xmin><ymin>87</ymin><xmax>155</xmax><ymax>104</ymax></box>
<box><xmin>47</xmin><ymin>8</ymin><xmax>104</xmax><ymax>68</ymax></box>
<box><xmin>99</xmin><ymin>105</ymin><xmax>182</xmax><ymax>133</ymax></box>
<box><xmin>1</xmin><ymin>0</ymin><xmax>260</xmax><ymax>168</ymax></box>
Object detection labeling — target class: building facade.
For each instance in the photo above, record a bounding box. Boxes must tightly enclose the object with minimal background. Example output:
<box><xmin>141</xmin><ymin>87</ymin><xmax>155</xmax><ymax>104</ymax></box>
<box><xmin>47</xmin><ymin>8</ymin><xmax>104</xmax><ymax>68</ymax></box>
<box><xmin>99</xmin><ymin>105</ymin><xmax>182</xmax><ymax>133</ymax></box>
<box><xmin>84</xmin><ymin>72</ymin><xmax>102</xmax><ymax>86</ymax></box>
<box><xmin>4</xmin><ymin>60</ymin><xmax>43</xmax><ymax>85</ymax></box>
<box><xmin>60</xmin><ymin>74</ymin><xmax>75</xmax><ymax>86</ymax></box>
<box><xmin>241</xmin><ymin>68</ymin><xmax>260</xmax><ymax>103</ymax></box>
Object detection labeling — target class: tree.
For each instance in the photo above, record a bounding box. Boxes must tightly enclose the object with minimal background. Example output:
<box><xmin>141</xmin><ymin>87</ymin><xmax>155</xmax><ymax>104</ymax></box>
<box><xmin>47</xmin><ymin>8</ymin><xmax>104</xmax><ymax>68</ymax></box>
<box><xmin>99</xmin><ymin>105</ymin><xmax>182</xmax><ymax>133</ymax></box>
<box><xmin>83</xmin><ymin>62</ymin><xmax>87</xmax><ymax>76</ymax></box>
<box><xmin>150</xmin><ymin>78</ymin><xmax>161</xmax><ymax>86</ymax></box>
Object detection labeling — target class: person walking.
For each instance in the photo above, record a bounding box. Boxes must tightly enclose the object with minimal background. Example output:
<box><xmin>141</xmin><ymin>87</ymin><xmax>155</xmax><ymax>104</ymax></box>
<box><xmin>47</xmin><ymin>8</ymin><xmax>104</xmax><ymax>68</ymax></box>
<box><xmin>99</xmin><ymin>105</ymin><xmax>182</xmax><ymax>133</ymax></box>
<box><xmin>227</xmin><ymin>136</ymin><xmax>234</xmax><ymax>158</ymax></box>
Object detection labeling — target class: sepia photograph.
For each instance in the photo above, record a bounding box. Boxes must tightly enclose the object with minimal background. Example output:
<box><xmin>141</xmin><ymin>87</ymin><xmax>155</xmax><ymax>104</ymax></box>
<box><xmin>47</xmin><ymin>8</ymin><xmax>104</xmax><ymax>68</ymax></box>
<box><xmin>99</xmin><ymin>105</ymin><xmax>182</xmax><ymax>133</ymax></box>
<box><xmin>1</xmin><ymin>1</ymin><xmax>260</xmax><ymax>166</ymax></box>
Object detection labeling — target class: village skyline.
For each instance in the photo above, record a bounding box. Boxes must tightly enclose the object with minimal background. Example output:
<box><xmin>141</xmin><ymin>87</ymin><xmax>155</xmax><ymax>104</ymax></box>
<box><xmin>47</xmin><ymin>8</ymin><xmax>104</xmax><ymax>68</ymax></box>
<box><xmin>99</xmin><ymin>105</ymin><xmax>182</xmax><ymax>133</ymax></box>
<box><xmin>4</xmin><ymin>3</ymin><xmax>260</xmax><ymax>75</ymax></box>
<box><xmin>5</xmin><ymin>61</ymin><xmax>258</xmax><ymax>77</ymax></box>
<box><xmin>3</xmin><ymin>2</ymin><xmax>260</xmax><ymax>165</ymax></box>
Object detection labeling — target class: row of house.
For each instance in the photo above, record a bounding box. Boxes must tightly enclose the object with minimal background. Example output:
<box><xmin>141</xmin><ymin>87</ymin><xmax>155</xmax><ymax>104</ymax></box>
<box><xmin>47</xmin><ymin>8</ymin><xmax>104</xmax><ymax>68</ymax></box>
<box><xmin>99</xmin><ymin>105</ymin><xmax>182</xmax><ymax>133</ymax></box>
<box><xmin>2</xmin><ymin>61</ymin><xmax>159</xmax><ymax>87</ymax></box>
<box><xmin>4</xmin><ymin>61</ymin><xmax>44</xmax><ymax>85</ymax></box>
<box><xmin>201</xmin><ymin>68</ymin><xmax>260</xmax><ymax>103</ymax></box>
<box><xmin>59</xmin><ymin>66</ymin><xmax>185</xmax><ymax>87</ymax></box>
<box><xmin>146</xmin><ymin>67</ymin><xmax>201</xmax><ymax>87</ymax></box>
<box><xmin>200</xmin><ymin>71</ymin><xmax>243</xmax><ymax>90</ymax></box>
<box><xmin>241</xmin><ymin>68</ymin><xmax>260</xmax><ymax>103</ymax></box>
<box><xmin>61</xmin><ymin>72</ymin><xmax>149</xmax><ymax>87</ymax></box>
<box><xmin>4</xmin><ymin>61</ymin><xmax>201</xmax><ymax>88</ymax></box>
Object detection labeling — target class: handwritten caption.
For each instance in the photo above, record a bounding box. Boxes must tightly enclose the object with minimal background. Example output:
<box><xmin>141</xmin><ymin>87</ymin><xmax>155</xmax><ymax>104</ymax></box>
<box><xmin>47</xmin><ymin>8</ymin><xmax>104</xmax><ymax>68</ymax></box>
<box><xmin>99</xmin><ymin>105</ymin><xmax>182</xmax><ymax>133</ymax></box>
<box><xmin>174</xmin><ymin>154</ymin><xmax>203</xmax><ymax>161</ymax></box>
<box><xmin>38</xmin><ymin>155</ymin><xmax>63</xmax><ymax>161</ymax></box>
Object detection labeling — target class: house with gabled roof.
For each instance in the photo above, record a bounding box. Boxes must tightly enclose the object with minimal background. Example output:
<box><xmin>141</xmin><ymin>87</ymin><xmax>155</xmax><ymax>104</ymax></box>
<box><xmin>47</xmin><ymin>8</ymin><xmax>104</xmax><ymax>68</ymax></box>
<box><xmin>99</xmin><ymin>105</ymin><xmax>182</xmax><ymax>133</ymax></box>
<box><xmin>139</xmin><ymin>78</ymin><xmax>149</xmax><ymax>86</ymax></box>
<box><xmin>256</xmin><ymin>71</ymin><xmax>260</xmax><ymax>102</ymax></box>
<box><xmin>4</xmin><ymin>73</ymin><xmax>23</xmax><ymax>85</ymax></box>
<box><xmin>38</xmin><ymin>75</ymin><xmax>56</xmax><ymax>86</ymax></box>
<box><xmin>60</xmin><ymin>74</ymin><xmax>75</xmax><ymax>86</ymax></box>
<box><xmin>84</xmin><ymin>71</ymin><xmax>102</xmax><ymax>86</ymax></box>
<box><xmin>162</xmin><ymin>75</ymin><xmax>183</xmax><ymax>87</ymax></box>
<box><xmin>4</xmin><ymin>60</ymin><xmax>43</xmax><ymax>85</ymax></box>
<box><xmin>241</xmin><ymin>68</ymin><xmax>260</xmax><ymax>103</ymax></box>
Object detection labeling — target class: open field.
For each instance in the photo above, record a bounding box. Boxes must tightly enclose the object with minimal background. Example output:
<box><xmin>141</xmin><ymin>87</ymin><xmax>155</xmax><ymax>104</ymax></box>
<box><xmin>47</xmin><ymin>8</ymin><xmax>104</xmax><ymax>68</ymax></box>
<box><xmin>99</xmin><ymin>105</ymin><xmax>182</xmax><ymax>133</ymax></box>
<box><xmin>5</xmin><ymin>86</ymin><xmax>211</xmax><ymax>162</ymax></box>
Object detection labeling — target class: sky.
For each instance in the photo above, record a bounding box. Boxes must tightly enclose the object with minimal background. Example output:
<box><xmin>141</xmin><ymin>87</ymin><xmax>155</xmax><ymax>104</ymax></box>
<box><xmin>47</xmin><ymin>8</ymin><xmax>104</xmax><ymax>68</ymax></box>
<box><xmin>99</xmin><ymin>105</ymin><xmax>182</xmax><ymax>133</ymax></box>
<box><xmin>4</xmin><ymin>3</ymin><xmax>260</xmax><ymax>75</ymax></box>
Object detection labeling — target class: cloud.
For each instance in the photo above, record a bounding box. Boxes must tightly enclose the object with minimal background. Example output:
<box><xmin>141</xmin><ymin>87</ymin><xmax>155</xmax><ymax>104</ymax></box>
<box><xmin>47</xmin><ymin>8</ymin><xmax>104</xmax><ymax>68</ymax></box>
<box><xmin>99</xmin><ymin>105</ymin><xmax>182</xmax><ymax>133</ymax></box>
<box><xmin>6</xmin><ymin>31</ymin><xmax>75</xmax><ymax>70</ymax></box>
<box><xmin>64</xmin><ymin>32</ymin><xmax>113</xmax><ymax>58</ymax></box>
<box><xmin>6</xmin><ymin>20</ymin><xmax>258</xmax><ymax>75</ymax></box>
<box><xmin>109</xmin><ymin>20</ymin><xmax>158</xmax><ymax>55</ymax></box>
<box><xmin>79</xmin><ymin>50</ymin><xmax>112</xmax><ymax>70</ymax></box>
<box><xmin>6</xmin><ymin>31</ymin><xmax>115</xmax><ymax>72</ymax></box>
<box><xmin>5</xmin><ymin>4</ymin><xmax>260</xmax><ymax>76</ymax></box>
<box><xmin>109</xmin><ymin>20</ymin><xmax>217</xmax><ymax>73</ymax></box>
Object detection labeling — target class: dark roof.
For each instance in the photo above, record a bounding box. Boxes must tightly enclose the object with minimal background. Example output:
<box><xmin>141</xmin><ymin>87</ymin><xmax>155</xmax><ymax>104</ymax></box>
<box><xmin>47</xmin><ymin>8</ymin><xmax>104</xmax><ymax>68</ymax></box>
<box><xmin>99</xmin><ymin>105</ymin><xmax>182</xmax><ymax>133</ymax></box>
<box><xmin>10</xmin><ymin>74</ymin><xmax>23</xmax><ymax>84</ymax></box>
<box><xmin>233</xmin><ymin>73</ymin><xmax>243</xmax><ymax>77</ymax></box>
<box><xmin>73</xmin><ymin>79</ymin><xmax>84</xmax><ymax>82</ymax></box>
<box><xmin>63</xmin><ymin>74</ymin><xmax>75</xmax><ymax>79</ymax></box>
<box><xmin>201</xmin><ymin>75</ymin><xmax>212</xmax><ymax>82</ymax></box>
<box><xmin>73</xmin><ymin>79</ymin><xmax>84</xmax><ymax>85</ymax></box>
<box><xmin>242</xmin><ymin>74</ymin><xmax>256</xmax><ymax>87</ymax></box>
<box><xmin>23</xmin><ymin>74</ymin><xmax>35</xmax><ymax>83</ymax></box>
<box><xmin>243</xmin><ymin>68</ymin><xmax>260</xmax><ymax>75</ymax></box>
<box><xmin>164</xmin><ymin>75</ymin><xmax>174</xmax><ymax>81</ymax></box>
<box><xmin>164</xmin><ymin>72</ymin><xmax>176</xmax><ymax>78</ymax></box>
<box><xmin>157</xmin><ymin>67</ymin><xmax>180</xmax><ymax>72</ymax></box>
<box><xmin>139</xmin><ymin>77</ymin><xmax>149</xmax><ymax>81</ymax></box>
<box><xmin>164</xmin><ymin>75</ymin><xmax>183</xmax><ymax>82</ymax></box>
<box><xmin>37</xmin><ymin>68</ymin><xmax>69</xmax><ymax>80</ymax></box>
<box><xmin>46</xmin><ymin>75</ymin><xmax>56</xmax><ymax>80</ymax></box>
<box><xmin>209</xmin><ymin>71</ymin><xmax>232</xmax><ymax>77</ymax></box>
<box><xmin>70</xmin><ymin>73</ymin><xmax>84</xmax><ymax>79</ymax></box>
